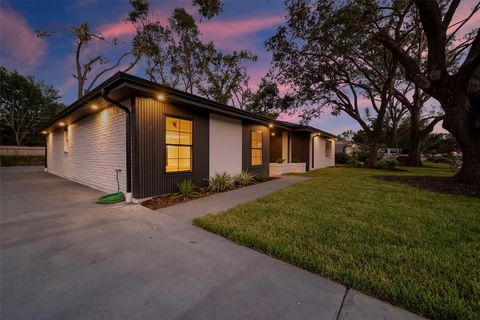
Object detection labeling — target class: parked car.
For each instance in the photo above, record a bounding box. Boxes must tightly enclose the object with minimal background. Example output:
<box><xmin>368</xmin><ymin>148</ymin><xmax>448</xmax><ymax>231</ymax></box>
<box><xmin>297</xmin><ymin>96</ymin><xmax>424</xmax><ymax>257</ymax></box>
<box><xmin>378</xmin><ymin>148</ymin><xmax>403</xmax><ymax>160</ymax></box>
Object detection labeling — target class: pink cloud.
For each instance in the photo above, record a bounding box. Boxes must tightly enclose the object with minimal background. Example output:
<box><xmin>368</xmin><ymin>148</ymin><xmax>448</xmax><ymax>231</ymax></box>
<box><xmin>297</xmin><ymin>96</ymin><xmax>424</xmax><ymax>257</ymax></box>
<box><xmin>0</xmin><ymin>5</ymin><xmax>47</xmax><ymax>72</ymax></box>
<box><xmin>199</xmin><ymin>15</ymin><xmax>283</xmax><ymax>50</ymax></box>
<box><xmin>100</xmin><ymin>21</ymin><xmax>136</xmax><ymax>39</ymax></box>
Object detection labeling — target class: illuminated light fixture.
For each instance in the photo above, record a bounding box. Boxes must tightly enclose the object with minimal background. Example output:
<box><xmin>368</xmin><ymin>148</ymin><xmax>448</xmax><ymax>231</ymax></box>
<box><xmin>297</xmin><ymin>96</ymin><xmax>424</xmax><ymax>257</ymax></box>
<box><xmin>41</xmin><ymin>131</ymin><xmax>47</xmax><ymax>134</ymax></box>
<box><xmin>271</xmin><ymin>132</ymin><xmax>276</xmax><ymax>136</ymax></box>
<box><xmin>268</xmin><ymin>124</ymin><xmax>274</xmax><ymax>128</ymax></box>
<box><xmin>58</xmin><ymin>122</ymin><xmax>65</xmax><ymax>127</ymax></box>
<box><xmin>157</xmin><ymin>93</ymin><xmax>166</xmax><ymax>101</ymax></box>
<box><xmin>91</xmin><ymin>104</ymin><xmax>98</xmax><ymax>110</ymax></box>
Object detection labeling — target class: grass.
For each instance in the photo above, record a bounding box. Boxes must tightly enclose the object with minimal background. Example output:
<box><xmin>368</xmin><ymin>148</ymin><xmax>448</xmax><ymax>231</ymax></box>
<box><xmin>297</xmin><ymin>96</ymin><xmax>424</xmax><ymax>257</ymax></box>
<box><xmin>194</xmin><ymin>163</ymin><xmax>480</xmax><ymax>319</ymax></box>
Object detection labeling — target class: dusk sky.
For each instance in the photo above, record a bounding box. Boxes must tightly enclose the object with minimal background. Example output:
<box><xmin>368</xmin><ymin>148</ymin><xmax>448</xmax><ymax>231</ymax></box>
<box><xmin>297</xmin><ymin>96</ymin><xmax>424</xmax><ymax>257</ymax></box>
<box><xmin>1</xmin><ymin>0</ymin><xmax>478</xmax><ymax>134</ymax></box>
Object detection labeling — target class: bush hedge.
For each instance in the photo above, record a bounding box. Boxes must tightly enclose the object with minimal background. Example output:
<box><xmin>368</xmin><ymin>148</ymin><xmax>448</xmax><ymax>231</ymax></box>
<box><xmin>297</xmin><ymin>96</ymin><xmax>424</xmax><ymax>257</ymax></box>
<box><xmin>0</xmin><ymin>156</ymin><xmax>45</xmax><ymax>167</ymax></box>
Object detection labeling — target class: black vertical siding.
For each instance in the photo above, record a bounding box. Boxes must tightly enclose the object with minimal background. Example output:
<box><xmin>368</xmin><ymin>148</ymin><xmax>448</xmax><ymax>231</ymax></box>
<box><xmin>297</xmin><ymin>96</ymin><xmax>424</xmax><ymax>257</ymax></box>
<box><xmin>269</xmin><ymin>132</ymin><xmax>282</xmax><ymax>162</ymax></box>
<box><xmin>133</xmin><ymin>97</ymin><xmax>209</xmax><ymax>198</ymax></box>
<box><xmin>242</xmin><ymin>122</ymin><xmax>270</xmax><ymax>176</ymax></box>
<box><xmin>291</xmin><ymin>132</ymin><xmax>310</xmax><ymax>171</ymax></box>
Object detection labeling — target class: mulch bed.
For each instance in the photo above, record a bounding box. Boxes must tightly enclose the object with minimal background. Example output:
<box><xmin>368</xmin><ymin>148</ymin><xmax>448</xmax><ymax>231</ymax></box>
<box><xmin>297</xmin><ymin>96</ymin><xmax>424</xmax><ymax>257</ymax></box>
<box><xmin>141</xmin><ymin>177</ymin><xmax>279</xmax><ymax>210</ymax></box>
<box><xmin>141</xmin><ymin>189</ymin><xmax>212</xmax><ymax>210</ymax></box>
<box><xmin>377</xmin><ymin>176</ymin><xmax>480</xmax><ymax>198</ymax></box>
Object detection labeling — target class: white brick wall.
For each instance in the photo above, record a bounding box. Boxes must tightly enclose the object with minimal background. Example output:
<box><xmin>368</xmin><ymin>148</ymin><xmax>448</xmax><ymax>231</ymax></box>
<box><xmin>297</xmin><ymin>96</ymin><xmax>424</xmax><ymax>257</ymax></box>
<box><xmin>47</xmin><ymin>106</ymin><xmax>126</xmax><ymax>194</ymax></box>
<box><xmin>310</xmin><ymin>134</ymin><xmax>335</xmax><ymax>169</ymax></box>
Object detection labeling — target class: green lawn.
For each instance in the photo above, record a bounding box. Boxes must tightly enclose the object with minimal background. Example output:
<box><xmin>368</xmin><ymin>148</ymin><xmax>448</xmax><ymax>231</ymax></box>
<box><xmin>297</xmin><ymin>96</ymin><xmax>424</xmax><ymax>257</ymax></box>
<box><xmin>194</xmin><ymin>163</ymin><xmax>480</xmax><ymax>319</ymax></box>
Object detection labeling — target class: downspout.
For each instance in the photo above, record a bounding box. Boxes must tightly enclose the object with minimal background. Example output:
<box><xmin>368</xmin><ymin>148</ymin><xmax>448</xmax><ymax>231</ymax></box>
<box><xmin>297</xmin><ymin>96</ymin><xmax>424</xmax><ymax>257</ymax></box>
<box><xmin>45</xmin><ymin>139</ymin><xmax>48</xmax><ymax>172</ymax></box>
<box><xmin>311</xmin><ymin>135</ymin><xmax>315</xmax><ymax>170</ymax></box>
<box><xmin>101</xmin><ymin>88</ymin><xmax>132</xmax><ymax>203</ymax></box>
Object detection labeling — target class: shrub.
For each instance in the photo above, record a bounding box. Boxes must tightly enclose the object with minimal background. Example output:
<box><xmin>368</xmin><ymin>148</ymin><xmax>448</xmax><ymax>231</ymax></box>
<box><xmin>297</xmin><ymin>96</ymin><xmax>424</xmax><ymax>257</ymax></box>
<box><xmin>0</xmin><ymin>156</ymin><xmax>45</xmax><ymax>167</ymax></box>
<box><xmin>396</xmin><ymin>155</ymin><xmax>409</xmax><ymax>166</ymax></box>
<box><xmin>291</xmin><ymin>158</ymin><xmax>301</xmax><ymax>163</ymax></box>
<box><xmin>335</xmin><ymin>153</ymin><xmax>350</xmax><ymax>164</ymax></box>
<box><xmin>208</xmin><ymin>172</ymin><xmax>234</xmax><ymax>192</ymax></box>
<box><xmin>234</xmin><ymin>170</ymin><xmax>256</xmax><ymax>186</ymax></box>
<box><xmin>255</xmin><ymin>174</ymin><xmax>268</xmax><ymax>182</ymax></box>
<box><xmin>356</xmin><ymin>151</ymin><xmax>369</xmax><ymax>163</ymax></box>
<box><xmin>347</xmin><ymin>157</ymin><xmax>359</xmax><ymax>167</ymax></box>
<box><xmin>177</xmin><ymin>179</ymin><xmax>201</xmax><ymax>197</ymax></box>
<box><xmin>275</xmin><ymin>158</ymin><xmax>286</xmax><ymax>164</ymax></box>
<box><xmin>376</xmin><ymin>159</ymin><xmax>399</xmax><ymax>170</ymax></box>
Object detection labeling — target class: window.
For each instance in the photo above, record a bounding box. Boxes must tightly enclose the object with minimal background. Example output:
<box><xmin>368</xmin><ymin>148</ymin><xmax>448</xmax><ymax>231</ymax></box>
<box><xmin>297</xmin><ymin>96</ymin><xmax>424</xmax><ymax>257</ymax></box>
<box><xmin>251</xmin><ymin>130</ymin><xmax>262</xmax><ymax>166</ymax></box>
<box><xmin>325</xmin><ymin>140</ymin><xmax>332</xmax><ymax>157</ymax></box>
<box><xmin>165</xmin><ymin>116</ymin><xmax>192</xmax><ymax>173</ymax></box>
<box><xmin>63</xmin><ymin>128</ymin><xmax>69</xmax><ymax>153</ymax></box>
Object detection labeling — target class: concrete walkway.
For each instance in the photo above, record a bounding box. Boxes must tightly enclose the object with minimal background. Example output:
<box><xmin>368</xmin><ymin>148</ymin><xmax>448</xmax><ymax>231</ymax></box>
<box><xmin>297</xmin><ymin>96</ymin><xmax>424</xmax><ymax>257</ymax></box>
<box><xmin>1</xmin><ymin>167</ymin><xmax>425</xmax><ymax>320</ymax></box>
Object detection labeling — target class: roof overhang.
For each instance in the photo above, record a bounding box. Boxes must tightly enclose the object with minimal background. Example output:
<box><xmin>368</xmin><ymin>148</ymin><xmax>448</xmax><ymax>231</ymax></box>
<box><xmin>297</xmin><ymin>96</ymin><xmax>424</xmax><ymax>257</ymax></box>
<box><xmin>39</xmin><ymin>72</ymin><xmax>336</xmax><ymax>137</ymax></box>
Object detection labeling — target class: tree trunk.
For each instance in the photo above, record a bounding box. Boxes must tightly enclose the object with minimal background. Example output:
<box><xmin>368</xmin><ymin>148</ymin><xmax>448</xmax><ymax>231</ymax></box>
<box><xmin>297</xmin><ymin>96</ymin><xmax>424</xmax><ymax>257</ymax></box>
<box><xmin>443</xmin><ymin>91</ymin><xmax>480</xmax><ymax>184</ymax></box>
<box><xmin>14</xmin><ymin>131</ymin><xmax>21</xmax><ymax>146</ymax></box>
<box><xmin>391</xmin><ymin>121</ymin><xmax>399</xmax><ymax>149</ymax></box>
<box><xmin>455</xmin><ymin>147</ymin><xmax>480</xmax><ymax>182</ymax></box>
<box><xmin>407</xmin><ymin>105</ymin><xmax>422</xmax><ymax>166</ymax></box>
<box><xmin>367</xmin><ymin>140</ymin><xmax>380</xmax><ymax>167</ymax></box>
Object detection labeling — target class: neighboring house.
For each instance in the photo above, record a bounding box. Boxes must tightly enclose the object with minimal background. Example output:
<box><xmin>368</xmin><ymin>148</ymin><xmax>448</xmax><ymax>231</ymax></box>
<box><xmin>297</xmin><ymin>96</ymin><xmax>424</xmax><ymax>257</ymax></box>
<box><xmin>40</xmin><ymin>72</ymin><xmax>336</xmax><ymax>203</ymax></box>
<box><xmin>335</xmin><ymin>139</ymin><xmax>368</xmax><ymax>156</ymax></box>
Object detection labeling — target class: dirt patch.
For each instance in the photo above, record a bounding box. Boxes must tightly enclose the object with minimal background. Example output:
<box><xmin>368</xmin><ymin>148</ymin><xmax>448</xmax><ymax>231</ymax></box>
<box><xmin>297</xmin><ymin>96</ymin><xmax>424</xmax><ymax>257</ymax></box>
<box><xmin>378</xmin><ymin>176</ymin><xmax>480</xmax><ymax>198</ymax></box>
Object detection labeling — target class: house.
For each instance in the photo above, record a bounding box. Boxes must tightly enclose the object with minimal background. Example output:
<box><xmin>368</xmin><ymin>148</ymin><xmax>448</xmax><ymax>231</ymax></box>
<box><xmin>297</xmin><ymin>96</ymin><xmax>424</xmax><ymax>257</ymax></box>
<box><xmin>39</xmin><ymin>72</ymin><xmax>336</xmax><ymax>203</ymax></box>
<box><xmin>335</xmin><ymin>139</ymin><xmax>368</xmax><ymax>156</ymax></box>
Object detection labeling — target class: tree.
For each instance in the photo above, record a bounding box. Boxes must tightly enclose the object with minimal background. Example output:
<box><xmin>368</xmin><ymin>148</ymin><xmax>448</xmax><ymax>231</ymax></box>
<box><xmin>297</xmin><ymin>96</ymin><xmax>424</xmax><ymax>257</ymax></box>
<box><xmin>267</xmin><ymin>0</ymin><xmax>400</xmax><ymax>166</ymax></box>
<box><xmin>394</xmin><ymin>84</ymin><xmax>444</xmax><ymax>165</ymax></box>
<box><xmin>144</xmin><ymin>6</ymin><xmax>256</xmax><ymax>105</ymax></box>
<box><xmin>199</xmin><ymin>48</ymin><xmax>257</xmax><ymax>104</ymax></box>
<box><xmin>243</xmin><ymin>78</ymin><xmax>284</xmax><ymax>119</ymax></box>
<box><xmin>38</xmin><ymin>0</ymin><xmax>224</xmax><ymax>99</ymax></box>
<box><xmin>373</xmin><ymin>0</ymin><xmax>480</xmax><ymax>182</ymax></box>
<box><xmin>0</xmin><ymin>67</ymin><xmax>64</xmax><ymax>146</ymax></box>
<box><xmin>385</xmin><ymin>96</ymin><xmax>408</xmax><ymax>149</ymax></box>
<box><xmin>37</xmin><ymin>0</ymin><xmax>152</xmax><ymax>98</ymax></box>
<box><xmin>422</xmin><ymin>133</ymin><xmax>457</xmax><ymax>155</ymax></box>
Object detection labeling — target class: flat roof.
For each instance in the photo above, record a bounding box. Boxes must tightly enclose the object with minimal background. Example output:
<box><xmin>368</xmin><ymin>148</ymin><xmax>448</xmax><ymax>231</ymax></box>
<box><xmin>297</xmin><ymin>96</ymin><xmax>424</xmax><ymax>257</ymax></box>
<box><xmin>39</xmin><ymin>72</ymin><xmax>338</xmax><ymax>139</ymax></box>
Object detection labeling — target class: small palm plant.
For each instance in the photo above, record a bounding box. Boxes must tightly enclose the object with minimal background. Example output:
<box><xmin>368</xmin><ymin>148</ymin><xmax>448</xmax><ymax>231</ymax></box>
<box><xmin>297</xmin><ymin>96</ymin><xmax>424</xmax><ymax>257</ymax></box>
<box><xmin>234</xmin><ymin>170</ymin><xmax>256</xmax><ymax>186</ymax></box>
<box><xmin>176</xmin><ymin>179</ymin><xmax>201</xmax><ymax>198</ymax></box>
<box><xmin>207</xmin><ymin>172</ymin><xmax>233</xmax><ymax>192</ymax></box>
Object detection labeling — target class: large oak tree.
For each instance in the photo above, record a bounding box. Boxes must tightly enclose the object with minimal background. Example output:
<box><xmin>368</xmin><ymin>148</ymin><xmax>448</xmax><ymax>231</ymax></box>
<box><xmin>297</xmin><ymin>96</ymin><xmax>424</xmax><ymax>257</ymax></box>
<box><xmin>374</xmin><ymin>0</ymin><xmax>480</xmax><ymax>181</ymax></box>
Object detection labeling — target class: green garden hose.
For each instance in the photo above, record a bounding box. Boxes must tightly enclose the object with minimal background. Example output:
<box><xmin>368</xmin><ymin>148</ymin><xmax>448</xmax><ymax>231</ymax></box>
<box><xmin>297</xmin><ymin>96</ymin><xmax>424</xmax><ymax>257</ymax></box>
<box><xmin>97</xmin><ymin>192</ymin><xmax>125</xmax><ymax>204</ymax></box>
<box><xmin>97</xmin><ymin>169</ymin><xmax>125</xmax><ymax>204</ymax></box>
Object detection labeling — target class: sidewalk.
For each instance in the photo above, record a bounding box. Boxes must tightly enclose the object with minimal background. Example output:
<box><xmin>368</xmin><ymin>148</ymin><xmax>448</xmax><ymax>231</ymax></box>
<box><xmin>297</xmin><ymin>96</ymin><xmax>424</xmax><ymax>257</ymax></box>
<box><xmin>140</xmin><ymin>175</ymin><xmax>426</xmax><ymax>320</ymax></box>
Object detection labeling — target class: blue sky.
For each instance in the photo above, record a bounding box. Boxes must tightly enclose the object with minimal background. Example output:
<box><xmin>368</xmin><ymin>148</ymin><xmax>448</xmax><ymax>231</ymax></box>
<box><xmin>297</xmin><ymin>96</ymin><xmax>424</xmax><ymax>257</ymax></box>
<box><xmin>1</xmin><ymin>0</ymin><xmax>478</xmax><ymax>135</ymax></box>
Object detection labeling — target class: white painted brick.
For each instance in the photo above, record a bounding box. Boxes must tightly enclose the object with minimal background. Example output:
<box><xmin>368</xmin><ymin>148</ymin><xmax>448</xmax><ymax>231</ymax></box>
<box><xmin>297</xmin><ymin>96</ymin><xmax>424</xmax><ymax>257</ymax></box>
<box><xmin>47</xmin><ymin>106</ymin><xmax>127</xmax><ymax>194</ymax></box>
<box><xmin>310</xmin><ymin>134</ymin><xmax>335</xmax><ymax>169</ymax></box>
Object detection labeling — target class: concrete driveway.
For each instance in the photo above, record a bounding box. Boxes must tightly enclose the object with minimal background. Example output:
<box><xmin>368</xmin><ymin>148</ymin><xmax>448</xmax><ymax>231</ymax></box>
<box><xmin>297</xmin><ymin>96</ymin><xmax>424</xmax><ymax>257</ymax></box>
<box><xmin>0</xmin><ymin>167</ymin><xmax>424</xmax><ymax>320</ymax></box>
